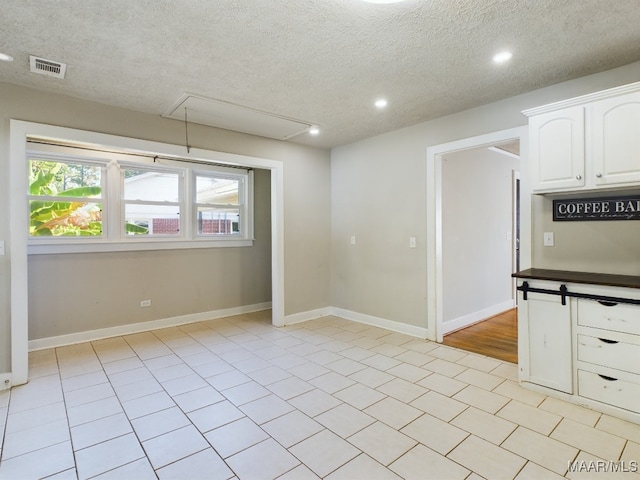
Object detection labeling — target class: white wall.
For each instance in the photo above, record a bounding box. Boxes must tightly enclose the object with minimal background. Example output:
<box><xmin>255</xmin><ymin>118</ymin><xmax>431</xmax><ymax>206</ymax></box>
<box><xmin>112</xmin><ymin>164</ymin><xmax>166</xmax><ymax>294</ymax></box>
<box><xmin>441</xmin><ymin>147</ymin><xmax>518</xmax><ymax>332</ymax></box>
<box><xmin>331</xmin><ymin>61</ymin><xmax>640</xmax><ymax>332</ymax></box>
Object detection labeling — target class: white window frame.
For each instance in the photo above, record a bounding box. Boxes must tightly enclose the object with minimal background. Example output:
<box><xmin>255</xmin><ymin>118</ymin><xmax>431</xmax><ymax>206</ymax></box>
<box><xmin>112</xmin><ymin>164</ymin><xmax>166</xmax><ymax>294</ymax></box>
<box><xmin>119</xmin><ymin>161</ymin><xmax>186</xmax><ymax>240</ymax></box>
<box><xmin>27</xmin><ymin>151</ymin><xmax>110</xmax><ymax>244</ymax></box>
<box><xmin>26</xmin><ymin>145</ymin><xmax>255</xmax><ymax>254</ymax></box>
<box><xmin>192</xmin><ymin>168</ymin><xmax>254</xmax><ymax>241</ymax></box>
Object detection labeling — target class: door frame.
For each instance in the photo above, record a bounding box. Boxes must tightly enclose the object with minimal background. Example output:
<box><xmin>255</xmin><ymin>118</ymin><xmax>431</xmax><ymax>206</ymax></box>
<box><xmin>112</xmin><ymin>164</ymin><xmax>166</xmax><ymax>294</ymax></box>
<box><xmin>9</xmin><ymin>120</ymin><xmax>285</xmax><ymax>386</ymax></box>
<box><xmin>512</xmin><ymin>169</ymin><xmax>521</xmax><ymax>301</ymax></box>
<box><xmin>426</xmin><ymin>126</ymin><xmax>530</xmax><ymax>343</ymax></box>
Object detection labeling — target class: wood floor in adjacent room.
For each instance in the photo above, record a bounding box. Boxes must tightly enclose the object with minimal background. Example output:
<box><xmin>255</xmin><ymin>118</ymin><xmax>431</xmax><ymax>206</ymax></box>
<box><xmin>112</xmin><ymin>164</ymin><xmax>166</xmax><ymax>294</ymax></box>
<box><xmin>443</xmin><ymin>308</ymin><xmax>518</xmax><ymax>364</ymax></box>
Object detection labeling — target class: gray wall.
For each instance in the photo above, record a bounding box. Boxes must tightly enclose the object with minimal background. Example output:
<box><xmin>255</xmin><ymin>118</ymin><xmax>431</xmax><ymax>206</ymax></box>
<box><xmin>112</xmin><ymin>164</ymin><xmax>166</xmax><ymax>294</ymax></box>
<box><xmin>28</xmin><ymin>168</ymin><xmax>272</xmax><ymax>340</ymax></box>
<box><xmin>0</xmin><ymin>83</ymin><xmax>332</xmax><ymax>372</ymax></box>
<box><xmin>442</xmin><ymin>147</ymin><xmax>519</xmax><ymax>327</ymax></box>
<box><xmin>331</xmin><ymin>61</ymin><xmax>640</xmax><ymax>329</ymax></box>
<box><xmin>533</xmin><ymin>195</ymin><xmax>640</xmax><ymax>275</ymax></box>
<box><xmin>3</xmin><ymin>62</ymin><xmax>639</xmax><ymax>374</ymax></box>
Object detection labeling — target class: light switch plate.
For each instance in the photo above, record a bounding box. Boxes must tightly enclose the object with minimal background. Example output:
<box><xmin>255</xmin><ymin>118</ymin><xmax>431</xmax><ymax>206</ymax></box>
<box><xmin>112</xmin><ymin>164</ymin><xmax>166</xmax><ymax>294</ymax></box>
<box><xmin>0</xmin><ymin>240</ymin><xmax>4</xmax><ymax>256</ymax></box>
<box><xmin>350</xmin><ymin>235</ymin><xmax>356</xmax><ymax>245</ymax></box>
<box><xmin>409</xmin><ymin>237</ymin><xmax>416</xmax><ymax>248</ymax></box>
<box><xmin>543</xmin><ymin>232</ymin><xmax>554</xmax><ymax>247</ymax></box>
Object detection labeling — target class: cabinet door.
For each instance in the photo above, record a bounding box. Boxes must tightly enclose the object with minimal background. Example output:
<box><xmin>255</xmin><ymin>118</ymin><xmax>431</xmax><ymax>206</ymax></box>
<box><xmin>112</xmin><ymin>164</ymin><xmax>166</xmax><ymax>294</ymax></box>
<box><xmin>530</xmin><ymin>106</ymin><xmax>585</xmax><ymax>192</ymax></box>
<box><xmin>592</xmin><ymin>92</ymin><xmax>640</xmax><ymax>186</ymax></box>
<box><xmin>521</xmin><ymin>293</ymin><xmax>573</xmax><ymax>393</ymax></box>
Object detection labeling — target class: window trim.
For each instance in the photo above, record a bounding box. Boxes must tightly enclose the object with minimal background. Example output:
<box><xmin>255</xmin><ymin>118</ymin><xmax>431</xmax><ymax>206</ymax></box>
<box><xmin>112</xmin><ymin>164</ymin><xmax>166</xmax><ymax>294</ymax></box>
<box><xmin>192</xmin><ymin>168</ymin><xmax>254</xmax><ymax>240</ymax></box>
<box><xmin>27</xmin><ymin>152</ymin><xmax>109</xmax><ymax>242</ymax></box>
<box><xmin>119</xmin><ymin>161</ymin><xmax>186</xmax><ymax>239</ymax></box>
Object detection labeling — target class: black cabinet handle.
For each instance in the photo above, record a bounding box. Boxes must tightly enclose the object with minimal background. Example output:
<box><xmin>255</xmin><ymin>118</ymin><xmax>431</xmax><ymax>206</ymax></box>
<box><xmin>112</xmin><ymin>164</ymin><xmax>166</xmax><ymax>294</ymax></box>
<box><xmin>598</xmin><ymin>300</ymin><xmax>618</xmax><ymax>307</ymax></box>
<box><xmin>598</xmin><ymin>338</ymin><xmax>619</xmax><ymax>344</ymax></box>
<box><xmin>597</xmin><ymin>374</ymin><xmax>618</xmax><ymax>381</ymax></box>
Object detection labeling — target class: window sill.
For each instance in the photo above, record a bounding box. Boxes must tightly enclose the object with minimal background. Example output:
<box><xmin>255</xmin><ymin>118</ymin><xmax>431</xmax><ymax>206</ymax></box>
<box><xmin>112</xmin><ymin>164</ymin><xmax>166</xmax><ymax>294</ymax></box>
<box><xmin>27</xmin><ymin>238</ymin><xmax>255</xmax><ymax>255</ymax></box>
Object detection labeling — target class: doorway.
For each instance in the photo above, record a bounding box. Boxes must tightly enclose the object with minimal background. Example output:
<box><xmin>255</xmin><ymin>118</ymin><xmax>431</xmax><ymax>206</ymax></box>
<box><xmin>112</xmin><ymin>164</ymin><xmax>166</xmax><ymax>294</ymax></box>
<box><xmin>426</xmin><ymin>126</ymin><xmax>530</xmax><ymax>347</ymax></box>
<box><xmin>439</xmin><ymin>143</ymin><xmax>520</xmax><ymax>336</ymax></box>
<box><xmin>442</xmin><ymin>142</ymin><xmax>520</xmax><ymax>364</ymax></box>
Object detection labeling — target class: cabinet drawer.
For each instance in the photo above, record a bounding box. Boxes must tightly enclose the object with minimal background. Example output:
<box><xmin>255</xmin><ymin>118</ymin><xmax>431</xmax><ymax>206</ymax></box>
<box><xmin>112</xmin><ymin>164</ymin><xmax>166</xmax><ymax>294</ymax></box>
<box><xmin>577</xmin><ymin>335</ymin><xmax>640</xmax><ymax>375</ymax></box>
<box><xmin>578</xmin><ymin>299</ymin><xmax>640</xmax><ymax>335</ymax></box>
<box><xmin>578</xmin><ymin>369</ymin><xmax>640</xmax><ymax>413</ymax></box>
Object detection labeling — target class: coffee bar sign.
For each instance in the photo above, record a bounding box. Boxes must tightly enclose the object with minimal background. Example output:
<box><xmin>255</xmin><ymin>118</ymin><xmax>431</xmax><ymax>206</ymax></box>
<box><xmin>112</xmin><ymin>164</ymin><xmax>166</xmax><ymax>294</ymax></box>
<box><xmin>553</xmin><ymin>195</ymin><xmax>640</xmax><ymax>221</ymax></box>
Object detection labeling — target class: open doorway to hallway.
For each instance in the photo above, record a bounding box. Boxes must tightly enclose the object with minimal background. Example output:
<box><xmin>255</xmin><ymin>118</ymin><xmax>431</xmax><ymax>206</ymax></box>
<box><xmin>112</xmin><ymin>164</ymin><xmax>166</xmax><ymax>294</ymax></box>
<box><xmin>440</xmin><ymin>140</ymin><xmax>520</xmax><ymax>363</ymax></box>
<box><xmin>443</xmin><ymin>309</ymin><xmax>517</xmax><ymax>363</ymax></box>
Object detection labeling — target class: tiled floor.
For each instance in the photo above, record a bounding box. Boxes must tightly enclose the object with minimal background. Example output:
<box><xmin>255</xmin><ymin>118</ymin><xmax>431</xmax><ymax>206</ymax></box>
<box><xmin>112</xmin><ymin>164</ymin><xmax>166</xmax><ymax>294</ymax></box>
<box><xmin>0</xmin><ymin>310</ymin><xmax>639</xmax><ymax>479</ymax></box>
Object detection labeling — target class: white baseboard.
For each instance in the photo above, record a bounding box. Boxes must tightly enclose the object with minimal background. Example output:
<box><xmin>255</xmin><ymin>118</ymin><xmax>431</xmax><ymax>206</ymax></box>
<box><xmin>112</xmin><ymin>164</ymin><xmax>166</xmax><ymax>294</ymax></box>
<box><xmin>442</xmin><ymin>299</ymin><xmax>515</xmax><ymax>335</ymax></box>
<box><xmin>0</xmin><ymin>373</ymin><xmax>11</xmax><ymax>391</ymax></box>
<box><xmin>28</xmin><ymin>301</ymin><xmax>434</xmax><ymax>352</ymax></box>
<box><xmin>28</xmin><ymin>302</ymin><xmax>272</xmax><ymax>351</ymax></box>
<box><xmin>331</xmin><ymin>307</ymin><xmax>430</xmax><ymax>339</ymax></box>
<box><xmin>280</xmin><ymin>305</ymin><xmax>430</xmax><ymax>340</ymax></box>
<box><xmin>284</xmin><ymin>307</ymin><xmax>332</xmax><ymax>325</ymax></box>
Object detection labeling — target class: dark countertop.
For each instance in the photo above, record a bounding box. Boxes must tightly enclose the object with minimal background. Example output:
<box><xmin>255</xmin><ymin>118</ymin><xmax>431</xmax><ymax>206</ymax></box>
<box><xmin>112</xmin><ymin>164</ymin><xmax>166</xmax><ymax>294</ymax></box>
<box><xmin>513</xmin><ymin>268</ymin><xmax>640</xmax><ymax>290</ymax></box>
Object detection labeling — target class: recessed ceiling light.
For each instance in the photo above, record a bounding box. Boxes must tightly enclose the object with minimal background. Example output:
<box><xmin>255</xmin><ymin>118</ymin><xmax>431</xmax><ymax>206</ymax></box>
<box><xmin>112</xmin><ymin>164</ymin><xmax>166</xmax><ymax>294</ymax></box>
<box><xmin>375</xmin><ymin>98</ymin><xmax>388</xmax><ymax>109</ymax></box>
<box><xmin>0</xmin><ymin>52</ymin><xmax>14</xmax><ymax>62</ymax></box>
<box><xmin>492</xmin><ymin>51</ymin><xmax>513</xmax><ymax>64</ymax></box>
<box><xmin>309</xmin><ymin>126</ymin><xmax>320</xmax><ymax>135</ymax></box>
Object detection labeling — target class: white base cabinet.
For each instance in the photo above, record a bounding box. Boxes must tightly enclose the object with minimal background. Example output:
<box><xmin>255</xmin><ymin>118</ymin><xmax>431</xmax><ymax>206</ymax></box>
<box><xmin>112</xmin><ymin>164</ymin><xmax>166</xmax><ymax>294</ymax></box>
<box><xmin>518</xmin><ymin>285</ymin><xmax>573</xmax><ymax>393</ymax></box>
<box><xmin>517</xmin><ymin>278</ymin><xmax>640</xmax><ymax>424</ymax></box>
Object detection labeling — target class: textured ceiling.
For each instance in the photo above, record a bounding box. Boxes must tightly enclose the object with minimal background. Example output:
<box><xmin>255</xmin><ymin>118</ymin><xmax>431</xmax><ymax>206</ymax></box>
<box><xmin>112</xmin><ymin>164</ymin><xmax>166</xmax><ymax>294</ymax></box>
<box><xmin>1</xmin><ymin>0</ymin><xmax>640</xmax><ymax>149</ymax></box>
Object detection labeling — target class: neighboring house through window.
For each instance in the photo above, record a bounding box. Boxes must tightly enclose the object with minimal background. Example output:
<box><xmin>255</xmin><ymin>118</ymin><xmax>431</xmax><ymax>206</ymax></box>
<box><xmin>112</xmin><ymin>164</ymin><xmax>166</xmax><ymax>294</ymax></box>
<box><xmin>26</xmin><ymin>141</ymin><xmax>254</xmax><ymax>253</ymax></box>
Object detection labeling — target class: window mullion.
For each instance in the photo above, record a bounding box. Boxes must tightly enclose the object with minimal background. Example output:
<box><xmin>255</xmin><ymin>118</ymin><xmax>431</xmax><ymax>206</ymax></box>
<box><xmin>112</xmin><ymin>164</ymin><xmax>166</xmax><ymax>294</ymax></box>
<box><xmin>182</xmin><ymin>169</ymin><xmax>191</xmax><ymax>239</ymax></box>
<box><xmin>107</xmin><ymin>161</ymin><xmax>121</xmax><ymax>240</ymax></box>
<box><xmin>245</xmin><ymin>170</ymin><xmax>254</xmax><ymax>239</ymax></box>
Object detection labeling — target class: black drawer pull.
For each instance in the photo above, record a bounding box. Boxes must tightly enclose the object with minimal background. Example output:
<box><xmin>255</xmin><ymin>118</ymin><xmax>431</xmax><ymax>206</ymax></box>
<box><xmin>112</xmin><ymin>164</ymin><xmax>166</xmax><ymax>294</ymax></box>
<box><xmin>597</xmin><ymin>374</ymin><xmax>618</xmax><ymax>382</ymax></box>
<box><xmin>598</xmin><ymin>338</ymin><xmax>619</xmax><ymax>344</ymax></box>
<box><xmin>598</xmin><ymin>300</ymin><xmax>618</xmax><ymax>307</ymax></box>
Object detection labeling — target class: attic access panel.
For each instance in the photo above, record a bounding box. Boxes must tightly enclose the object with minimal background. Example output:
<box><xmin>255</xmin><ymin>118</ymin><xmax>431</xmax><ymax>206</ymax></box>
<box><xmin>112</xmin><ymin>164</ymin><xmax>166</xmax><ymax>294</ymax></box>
<box><xmin>163</xmin><ymin>93</ymin><xmax>313</xmax><ymax>140</ymax></box>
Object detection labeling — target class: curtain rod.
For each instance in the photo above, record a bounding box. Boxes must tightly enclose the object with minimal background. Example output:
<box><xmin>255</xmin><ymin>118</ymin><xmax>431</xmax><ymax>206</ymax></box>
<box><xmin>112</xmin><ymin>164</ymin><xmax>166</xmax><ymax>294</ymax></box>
<box><xmin>27</xmin><ymin>139</ymin><xmax>253</xmax><ymax>171</ymax></box>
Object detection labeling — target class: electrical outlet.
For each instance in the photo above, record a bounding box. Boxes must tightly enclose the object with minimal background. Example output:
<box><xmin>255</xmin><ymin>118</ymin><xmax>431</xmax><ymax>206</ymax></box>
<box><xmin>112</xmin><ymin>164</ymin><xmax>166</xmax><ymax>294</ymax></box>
<box><xmin>140</xmin><ymin>299</ymin><xmax>151</xmax><ymax>307</ymax></box>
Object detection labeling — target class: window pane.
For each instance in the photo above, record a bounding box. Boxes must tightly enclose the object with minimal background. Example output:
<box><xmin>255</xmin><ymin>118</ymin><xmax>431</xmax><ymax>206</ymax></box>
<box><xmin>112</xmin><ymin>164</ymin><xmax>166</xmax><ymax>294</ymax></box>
<box><xmin>197</xmin><ymin>207</ymin><xmax>240</xmax><ymax>235</ymax></box>
<box><xmin>29</xmin><ymin>160</ymin><xmax>101</xmax><ymax>197</ymax></box>
<box><xmin>123</xmin><ymin>169</ymin><xmax>179</xmax><ymax>202</ymax></box>
<box><xmin>30</xmin><ymin>201</ymin><xmax>102</xmax><ymax>237</ymax></box>
<box><xmin>125</xmin><ymin>204</ymin><xmax>180</xmax><ymax>235</ymax></box>
<box><xmin>196</xmin><ymin>176</ymin><xmax>239</xmax><ymax>205</ymax></box>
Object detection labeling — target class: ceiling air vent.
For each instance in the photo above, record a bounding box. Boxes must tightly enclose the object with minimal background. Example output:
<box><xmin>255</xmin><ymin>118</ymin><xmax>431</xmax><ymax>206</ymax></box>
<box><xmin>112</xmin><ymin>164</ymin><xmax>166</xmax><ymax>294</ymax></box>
<box><xmin>29</xmin><ymin>55</ymin><xmax>67</xmax><ymax>79</ymax></box>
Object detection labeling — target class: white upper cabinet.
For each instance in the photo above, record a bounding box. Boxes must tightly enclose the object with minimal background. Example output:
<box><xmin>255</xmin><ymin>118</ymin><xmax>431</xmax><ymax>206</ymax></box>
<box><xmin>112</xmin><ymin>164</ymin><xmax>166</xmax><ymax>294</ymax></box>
<box><xmin>524</xmin><ymin>82</ymin><xmax>640</xmax><ymax>194</ymax></box>
<box><xmin>529</xmin><ymin>106</ymin><xmax>585</xmax><ymax>191</ymax></box>
<box><xmin>592</xmin><ymin>92</ymin><xmax>640</xmax><ymax>187</ymax></box>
